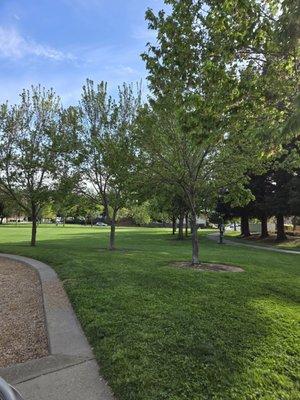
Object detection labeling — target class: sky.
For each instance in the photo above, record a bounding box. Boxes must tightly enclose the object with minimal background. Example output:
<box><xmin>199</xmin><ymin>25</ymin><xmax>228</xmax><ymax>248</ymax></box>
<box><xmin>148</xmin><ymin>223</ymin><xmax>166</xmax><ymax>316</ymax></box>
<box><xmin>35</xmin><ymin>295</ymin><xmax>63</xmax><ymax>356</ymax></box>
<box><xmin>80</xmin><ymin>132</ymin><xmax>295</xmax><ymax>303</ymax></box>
<box><xmin>0</xmin><ymin>0</ymin><xmax>166</xmax><ymax>105</ymax></box>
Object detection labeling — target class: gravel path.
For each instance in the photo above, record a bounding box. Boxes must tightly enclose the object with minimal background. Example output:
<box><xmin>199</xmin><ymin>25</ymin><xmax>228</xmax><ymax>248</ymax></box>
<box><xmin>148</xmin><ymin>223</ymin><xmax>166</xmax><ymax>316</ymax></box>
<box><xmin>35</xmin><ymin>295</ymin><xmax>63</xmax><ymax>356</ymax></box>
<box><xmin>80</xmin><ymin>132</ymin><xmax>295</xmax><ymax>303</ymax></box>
<box><xmin>0</xmin><ymin>257</ymin><xmax>49</xmax><ymax>368</ymax></box>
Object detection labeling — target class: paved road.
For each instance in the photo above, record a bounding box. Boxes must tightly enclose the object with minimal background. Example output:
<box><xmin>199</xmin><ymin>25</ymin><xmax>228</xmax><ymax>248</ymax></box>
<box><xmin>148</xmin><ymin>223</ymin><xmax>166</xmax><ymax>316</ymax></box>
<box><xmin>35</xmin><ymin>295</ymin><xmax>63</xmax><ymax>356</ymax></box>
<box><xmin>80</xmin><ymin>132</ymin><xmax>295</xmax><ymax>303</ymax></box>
<box><xmin>0</xmin><ymin>253</ymin><xmax>115</xmax><ymax>400</ymax></box>
<box><xmin>208</xmin><ymin>233</ymin><xmax>300</xmax><ymax>255</ymax></box>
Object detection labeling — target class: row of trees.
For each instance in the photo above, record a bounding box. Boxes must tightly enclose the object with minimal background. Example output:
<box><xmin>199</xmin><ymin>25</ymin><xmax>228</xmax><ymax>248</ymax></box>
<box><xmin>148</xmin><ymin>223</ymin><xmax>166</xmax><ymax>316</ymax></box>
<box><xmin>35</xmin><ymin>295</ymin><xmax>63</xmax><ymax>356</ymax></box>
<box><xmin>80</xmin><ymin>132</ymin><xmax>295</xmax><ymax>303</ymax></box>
<box><xmin>217</xmin><ymin>169</ymin><xmax>300</xmax><ymax>241</ymax></box>
<box><xmin>0</xmin><ymin>0</ymin><xmax>299</xmax><ymax>264</ymax></box>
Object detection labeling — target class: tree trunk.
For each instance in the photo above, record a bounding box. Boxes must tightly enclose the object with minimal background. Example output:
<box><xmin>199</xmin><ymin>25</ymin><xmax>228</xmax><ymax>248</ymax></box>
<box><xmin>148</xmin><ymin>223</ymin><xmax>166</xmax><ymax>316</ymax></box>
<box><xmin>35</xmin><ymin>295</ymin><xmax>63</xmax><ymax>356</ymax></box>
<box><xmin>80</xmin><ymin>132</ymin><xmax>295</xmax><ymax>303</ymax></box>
<box><xmin>190</xmin><ymin>211</ymin><xmax>199</xmax><ymax>265</ymax></box>
<box><xmin>178</xmin><ymin>212</ymin><xmax>184</xmax><ymax>240</ymax></box>
<box><xmin>109</xmin><ymin>208</ymin><xmax>118</xmax><ymax>250</ymax></box>
<box><xmin>0</xmin><ymin>217</ymin><xmax>3</xmax><ymax>225</ymax></box>
<box><xmin>31</xmin><ymin>216</ymin><xmax>37</xmax><ymax>246</ymax></box>
<box><xmin>109</xmin><ymin>220</ymin><xmax>116</xmax><ymax>250</ymax></box>
<box><xmin>185</xmin><ymin>213</ymin><xmax>189</xmax><ymax>237</ymax></box>
<box><xmin>233</xmin><ymin>221</ymin><xmax>236</xmax><ymax>231</ymax></box>
<box><xmin>241</xmin><ymin>215</ymin><xmax>251</xmax><ymax>237</ymax></box>
<box><xmin>172</xmin><ymin>215</ymin><xmax>177</xmax><ymax>235</ymax></box>
<box><xmin>260</xmin><ymin>214</ymin><xmax>269</xmax><ymax>238</ymax></box>
<box><xmin>276</xmin><ymin>214</ymin><xmax>287</xmax><ymax>241</ymax></box>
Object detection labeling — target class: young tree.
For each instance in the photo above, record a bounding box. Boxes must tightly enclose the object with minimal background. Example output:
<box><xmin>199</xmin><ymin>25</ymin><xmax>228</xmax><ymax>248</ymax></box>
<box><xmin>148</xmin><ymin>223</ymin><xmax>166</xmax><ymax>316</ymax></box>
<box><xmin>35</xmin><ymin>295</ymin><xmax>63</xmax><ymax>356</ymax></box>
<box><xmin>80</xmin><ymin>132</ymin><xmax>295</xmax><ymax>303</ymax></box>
<box><xmin>0</xmin><ymin>86</ymin><xmax>70</xmax><ymax>245</ymax></box>
<box><xmin>139</xmin><ymin>0</ymin><xmax>255</xmax><ymax>264</ymax></box>
<box><xmin>79</xmin><ymin>80</ymin><xmax>141</xmax><ymax>250</ymax></box>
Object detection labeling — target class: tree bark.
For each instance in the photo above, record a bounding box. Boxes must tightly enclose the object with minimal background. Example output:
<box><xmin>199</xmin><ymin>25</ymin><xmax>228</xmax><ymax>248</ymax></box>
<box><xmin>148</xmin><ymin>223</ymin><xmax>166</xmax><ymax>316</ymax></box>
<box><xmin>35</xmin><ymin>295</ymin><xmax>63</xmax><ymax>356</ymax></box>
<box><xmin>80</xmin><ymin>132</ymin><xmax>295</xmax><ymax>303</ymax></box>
<box><xmin>172</xmin><ymin>215</ymin><xmax>177</xmax><ymax>235</ymax></box>
<box><xmin>31</xmin><ymin>216</ymin><xmax>37</xmax><ymax>246</ymax></box>
<box><xmin>276</xmin><ymin>214</ymin><xmax>287</xmax><ymax>241</ymax></box>
<box><xmin>0</xmin><ymin>217</ymin><xmax>3</xmax><ymax>225</ymax></box>
<box><xmin>178</xmin><ymin>212</ymin><xmax>184</xmax><ymax>240</ymax></box>
<box><xmin>185</xmin><ymin>213</ymin><xmax>189</xmax><ymax>237</ymax></box>
<box><xmin>260</xmin><ymin>214</ymin><xmax>269</xmax><ymax>238</ymax></box>
<box><xmin>241</xmin><ymin>215</ymin><xmax>251</xmax><ymax>237</ymax></box>
<box><xmin>190</xmin><ymin>211</ymin><xmax>199</xmax><ymax>265</ymax></box>
<box><xmin>109</xmin><ymin>208</ymin><xmax>118</xmax><ymax>250</ymax></box>
<box><xmin>109</xmin><ymin>220</ymin><xmax>116</xmax><ymax>250</ymax></box>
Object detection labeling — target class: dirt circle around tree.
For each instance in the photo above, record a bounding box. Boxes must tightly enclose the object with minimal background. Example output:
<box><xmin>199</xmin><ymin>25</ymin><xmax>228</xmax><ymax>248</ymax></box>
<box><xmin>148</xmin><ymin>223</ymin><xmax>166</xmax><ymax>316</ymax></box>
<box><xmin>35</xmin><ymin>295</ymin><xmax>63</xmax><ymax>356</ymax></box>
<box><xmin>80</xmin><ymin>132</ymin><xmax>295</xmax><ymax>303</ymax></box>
<box><xmin>171</xmin><ymin>261</ymin><xmax>245</xmax><ymax>273</ymax></box>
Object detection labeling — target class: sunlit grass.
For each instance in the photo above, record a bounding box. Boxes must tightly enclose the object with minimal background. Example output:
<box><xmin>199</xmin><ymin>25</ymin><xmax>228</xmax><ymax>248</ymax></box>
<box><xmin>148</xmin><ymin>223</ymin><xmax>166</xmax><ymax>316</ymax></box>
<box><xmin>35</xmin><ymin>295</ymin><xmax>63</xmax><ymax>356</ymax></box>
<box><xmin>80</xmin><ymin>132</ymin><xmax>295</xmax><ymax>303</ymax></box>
<box><xmin>0</xmin><ymin>224</ymin><xmax>299</xmax><ymax>400</ymax></box>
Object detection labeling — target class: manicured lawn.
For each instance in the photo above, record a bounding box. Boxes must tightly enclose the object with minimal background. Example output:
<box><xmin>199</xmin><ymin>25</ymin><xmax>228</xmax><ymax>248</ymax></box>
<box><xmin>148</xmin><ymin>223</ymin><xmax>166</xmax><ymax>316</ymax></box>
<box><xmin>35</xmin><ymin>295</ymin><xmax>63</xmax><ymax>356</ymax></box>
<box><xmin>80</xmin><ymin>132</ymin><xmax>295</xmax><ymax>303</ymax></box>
<box><xmin>0</xmin><ymin>224</ymin><xmax>299</xmax><ymax>400</ymax></box>
<box><xmin>226</xmin><ymin>230</ymin><xmax>300</xmax><ymax>251</ymax></box>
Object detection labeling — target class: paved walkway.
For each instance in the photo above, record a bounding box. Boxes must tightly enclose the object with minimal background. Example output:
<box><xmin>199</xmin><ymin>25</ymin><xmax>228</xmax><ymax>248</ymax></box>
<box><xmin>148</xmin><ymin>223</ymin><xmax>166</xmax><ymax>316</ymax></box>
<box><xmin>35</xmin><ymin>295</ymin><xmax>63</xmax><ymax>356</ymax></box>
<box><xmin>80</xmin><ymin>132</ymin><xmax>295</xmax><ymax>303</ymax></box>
<box><xmin>208</xmin><ymin>233</ymin><xmax>300</xmax><ymax>255</ymax></box>
<box><xmin>0</xmin><ymin>253</ymin><xmax>115</xmax><ymax>400</ymax></box>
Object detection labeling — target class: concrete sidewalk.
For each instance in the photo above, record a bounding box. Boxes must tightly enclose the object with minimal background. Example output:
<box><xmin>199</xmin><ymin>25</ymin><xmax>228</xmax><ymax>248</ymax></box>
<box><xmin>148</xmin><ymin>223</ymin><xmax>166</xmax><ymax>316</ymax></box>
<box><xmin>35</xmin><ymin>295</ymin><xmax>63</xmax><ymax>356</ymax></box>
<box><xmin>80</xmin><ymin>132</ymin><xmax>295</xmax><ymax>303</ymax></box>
<box><xmin>208</xmin><ymin>233</ymin><xmax>300</xmax><ymax>255</ymax></box>
<box><xmin>0</xmin><ymin>253</ymin><xmax>115</xmax><ymax>400</ymax></box>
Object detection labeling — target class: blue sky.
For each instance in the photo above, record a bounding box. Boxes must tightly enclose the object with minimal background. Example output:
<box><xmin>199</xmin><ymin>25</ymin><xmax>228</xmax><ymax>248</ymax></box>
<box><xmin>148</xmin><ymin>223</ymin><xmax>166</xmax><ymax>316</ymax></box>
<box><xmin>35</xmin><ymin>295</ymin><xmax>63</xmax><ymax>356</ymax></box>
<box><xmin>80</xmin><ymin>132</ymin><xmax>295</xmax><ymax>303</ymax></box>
<box><xmin>0</xmin><ymin>0</ymin><xmax>166</xmax><ymax>105</ymax></box>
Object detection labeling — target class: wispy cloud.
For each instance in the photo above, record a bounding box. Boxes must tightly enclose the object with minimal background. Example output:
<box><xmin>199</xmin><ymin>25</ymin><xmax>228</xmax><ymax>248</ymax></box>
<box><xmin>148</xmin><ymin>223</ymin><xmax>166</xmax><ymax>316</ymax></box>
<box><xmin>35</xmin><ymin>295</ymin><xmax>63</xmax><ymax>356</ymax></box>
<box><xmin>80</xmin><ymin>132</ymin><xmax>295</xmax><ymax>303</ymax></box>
<box><xmin>0</xmin><ymin>26</ymin><xmax>74</xmax><ymax>61</ymax></box>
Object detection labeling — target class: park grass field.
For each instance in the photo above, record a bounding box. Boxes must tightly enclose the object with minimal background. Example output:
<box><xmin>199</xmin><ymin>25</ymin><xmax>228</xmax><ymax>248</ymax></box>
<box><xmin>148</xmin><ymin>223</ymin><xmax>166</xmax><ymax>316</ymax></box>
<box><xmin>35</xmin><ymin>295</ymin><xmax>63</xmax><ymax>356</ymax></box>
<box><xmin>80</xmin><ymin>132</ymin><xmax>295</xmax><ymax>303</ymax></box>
<box><xmin>0</xmin><ymin>224</ymin><xmax>299</xmax><ymax>400</ymax></box>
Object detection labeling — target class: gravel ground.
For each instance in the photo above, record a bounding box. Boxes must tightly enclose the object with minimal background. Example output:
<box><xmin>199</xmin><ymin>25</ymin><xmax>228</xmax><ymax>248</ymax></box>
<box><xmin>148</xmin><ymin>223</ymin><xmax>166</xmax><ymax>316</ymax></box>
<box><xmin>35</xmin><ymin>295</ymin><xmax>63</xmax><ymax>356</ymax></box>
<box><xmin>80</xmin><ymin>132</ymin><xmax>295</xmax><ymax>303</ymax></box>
<box><xmin>0</xmin><ymin>257</ymin><xmax>49</xmax><ymax>368</ymax></box>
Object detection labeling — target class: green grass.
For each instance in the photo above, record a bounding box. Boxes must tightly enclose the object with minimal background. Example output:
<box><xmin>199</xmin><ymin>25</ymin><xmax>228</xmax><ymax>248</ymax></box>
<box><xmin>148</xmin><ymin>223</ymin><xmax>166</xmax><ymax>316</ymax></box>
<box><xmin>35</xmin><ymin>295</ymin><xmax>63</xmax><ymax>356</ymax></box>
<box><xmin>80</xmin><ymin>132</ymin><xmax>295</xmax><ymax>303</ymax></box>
<box><xmin>225</xmin><ymin>230</ymin><xmax>300</xmax><ymax>251</ymax></box>
<box><xmin>0</xmin><ymin>224</ymin><xmax>299</xmax><ymax>400</ymax></box>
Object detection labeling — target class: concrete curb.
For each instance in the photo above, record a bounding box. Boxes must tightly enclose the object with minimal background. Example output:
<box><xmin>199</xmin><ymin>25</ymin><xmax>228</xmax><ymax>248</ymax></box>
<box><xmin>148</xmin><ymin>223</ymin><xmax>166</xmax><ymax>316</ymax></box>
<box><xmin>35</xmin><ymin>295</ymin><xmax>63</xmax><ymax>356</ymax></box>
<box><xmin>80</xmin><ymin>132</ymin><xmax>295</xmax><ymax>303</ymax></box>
<box><xmin>208</xmin><ymin>233</ymin><xmax>300</xmax><ymax>255</ymax></box>
<box><xmin>0</xmin><ymin>253</ymin><xmax>115</xmax><ymax>400</ymax></box>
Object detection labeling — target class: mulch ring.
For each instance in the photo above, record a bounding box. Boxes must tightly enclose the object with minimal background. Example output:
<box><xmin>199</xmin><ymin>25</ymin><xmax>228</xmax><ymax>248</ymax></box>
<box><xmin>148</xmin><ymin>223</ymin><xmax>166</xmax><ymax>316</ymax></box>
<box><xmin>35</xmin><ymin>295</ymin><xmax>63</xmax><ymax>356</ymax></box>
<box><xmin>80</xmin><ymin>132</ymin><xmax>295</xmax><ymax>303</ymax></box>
<box><xmin>171</xmin><ymin>261</ymin><xmax>244</xmax><ymax>272</ymax></box>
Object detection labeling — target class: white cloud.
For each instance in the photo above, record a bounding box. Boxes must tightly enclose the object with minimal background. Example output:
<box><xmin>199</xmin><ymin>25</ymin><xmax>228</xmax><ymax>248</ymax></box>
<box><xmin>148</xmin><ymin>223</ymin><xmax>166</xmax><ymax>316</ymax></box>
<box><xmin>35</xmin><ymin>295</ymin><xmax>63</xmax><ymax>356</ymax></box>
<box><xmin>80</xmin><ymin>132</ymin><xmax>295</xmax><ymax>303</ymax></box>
<box><xmin>0</xmin><ymin>26</ymin><xmax>74</xmax><ymax>61</ymax></box>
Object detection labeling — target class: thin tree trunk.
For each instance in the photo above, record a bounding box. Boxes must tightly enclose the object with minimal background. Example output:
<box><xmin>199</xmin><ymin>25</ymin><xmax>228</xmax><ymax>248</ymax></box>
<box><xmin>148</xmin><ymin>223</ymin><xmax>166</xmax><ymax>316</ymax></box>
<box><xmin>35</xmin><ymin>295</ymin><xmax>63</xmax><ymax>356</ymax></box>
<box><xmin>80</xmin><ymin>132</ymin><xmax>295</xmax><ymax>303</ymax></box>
<box><xmin>233</xmin><ymin>221</ymin><xmax>236</xmax><ymax>231</ymax></box>
<box><xmin>178</xmin><ymin>212</ymin><xmax>184</xmax><ymax>240</ymax></box>
<box><xmin>109</xmin><ymin>209</ymin><xmax>118</xmax><ymax>250</ymax></box>
<box><xmin>241</xmin><ymin>215</ymin><xmax>251</xmax><ymax>237</ymax></box>
<box><xmin>185</xmin><ymin>213</ymin><xmax>189</xmax><ymax>237</ymax></box>
<box><xmin>172</xmin><ymin>215</ymin><xmax>177</xmax><ymax>235</ymax></box>
<box><xmin>276</xmin><ymin>214</ymin><xmax>287</xmax><ymax>241</ymax></box>
<box><xmin>109</xmin><ymin>220</ymin><xmax>116</xmax><ymax>250</ymax></box>
<box><xmin>31</xmin><ymin>216</ymin><xmax>37</xmax><ymax>246</ymax></box>
<box><xmin>260</xmin><ymin>214</ymin><xmax>269</xmax><ymax>238</ymax></box>
<box><xmin>0</xmin><ymin>217</ymin><xmax>3</xmax><ymax>225</ymax></box>
<box><xmin>190</xmin><ymin>211</ymin><xmax>199</xmax><ymax>265</ymax></box>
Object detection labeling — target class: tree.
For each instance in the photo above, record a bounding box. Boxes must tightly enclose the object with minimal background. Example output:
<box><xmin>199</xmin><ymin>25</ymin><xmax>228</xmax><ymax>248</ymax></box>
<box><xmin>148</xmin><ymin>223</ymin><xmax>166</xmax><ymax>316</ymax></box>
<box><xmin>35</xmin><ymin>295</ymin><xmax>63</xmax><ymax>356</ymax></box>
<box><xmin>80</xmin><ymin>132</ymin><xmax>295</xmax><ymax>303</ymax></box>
<box><xmin>130</xmin><ymin>201</ymin><xmax>152</xmax><ymax>226</ymax></box>
<box><xmin>207</xmin><ymin>0</ymin><xmax>300</xmax><ymax>242</ymax></box>
<box><xmin>139</xmin><ymin>0</ymin><xmax>255</xmax><ymax>264</ymax></box>
<box><xmin>40</xmin><ymin>202</ymin><xmax>56</xmax><ymax>222</ymax></box>
<box><xmin>79</xmin><ymin>80</ymin><xmax>141</xmax><ymax>250</ymax></box>
<box><xmin>0</xmin><ymin>86</ymin><xmax>72</xmax><ymax>246</ymax></box>
<box><xmin>0</xmin><ymin>190</ymin><xmax>15</xmax><ymax>224</ymax></box>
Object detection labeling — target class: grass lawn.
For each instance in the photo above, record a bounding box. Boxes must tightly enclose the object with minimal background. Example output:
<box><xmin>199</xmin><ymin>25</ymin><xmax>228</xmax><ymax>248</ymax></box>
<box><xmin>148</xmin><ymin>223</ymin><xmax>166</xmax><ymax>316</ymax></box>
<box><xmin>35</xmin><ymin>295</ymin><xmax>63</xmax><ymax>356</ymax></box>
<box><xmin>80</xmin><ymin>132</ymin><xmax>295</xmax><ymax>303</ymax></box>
<box><xmin>0</xmin><ymin>224</ymin><xmax>299</xmax><ymax>400</ymax></box>
<box><xmin>225</xmin><ymin>231</ymin><xmax>300</xmax><ymax>251</ymax></box>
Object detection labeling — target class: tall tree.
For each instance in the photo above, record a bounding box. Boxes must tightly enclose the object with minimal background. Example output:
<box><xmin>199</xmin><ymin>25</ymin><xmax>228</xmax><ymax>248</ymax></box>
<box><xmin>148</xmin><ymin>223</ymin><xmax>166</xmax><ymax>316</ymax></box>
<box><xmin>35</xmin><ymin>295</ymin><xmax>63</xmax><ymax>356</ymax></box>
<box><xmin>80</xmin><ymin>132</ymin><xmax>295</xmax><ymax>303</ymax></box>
<box><xmin>139</xmin><ymin>0</ymin><xmax>255</xmax><ymax>264</ymax></box>
<box><xmin>0</xmin><ymin>86</ymin><xmax>71</xmax><ymax>245</ymax></box>
<box><xmin>79</xmin><ymin>80</ymin><xmax>141</xmax><ymax>250</ymax></box>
